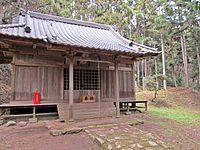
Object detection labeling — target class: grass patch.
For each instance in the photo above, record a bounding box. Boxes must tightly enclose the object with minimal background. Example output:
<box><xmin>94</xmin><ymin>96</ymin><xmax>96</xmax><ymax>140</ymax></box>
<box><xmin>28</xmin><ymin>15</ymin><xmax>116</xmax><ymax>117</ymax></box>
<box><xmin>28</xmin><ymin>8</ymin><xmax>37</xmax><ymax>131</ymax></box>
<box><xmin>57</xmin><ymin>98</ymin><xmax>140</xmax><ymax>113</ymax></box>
<box><xmin>149</xmin><ymin>106</ymin><xmax>200</xmax><ymax>125</ymax></box>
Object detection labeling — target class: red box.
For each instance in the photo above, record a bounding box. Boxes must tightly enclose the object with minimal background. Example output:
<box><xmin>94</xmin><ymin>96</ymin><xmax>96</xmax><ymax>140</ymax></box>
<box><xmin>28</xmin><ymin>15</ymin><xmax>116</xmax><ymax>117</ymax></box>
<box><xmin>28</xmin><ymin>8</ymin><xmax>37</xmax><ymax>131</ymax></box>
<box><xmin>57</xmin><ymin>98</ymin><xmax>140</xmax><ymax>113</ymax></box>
<box><xmin>34</xmin><ymin>92</ymin><xmax>40</xmax><ymax>104</ymax></box>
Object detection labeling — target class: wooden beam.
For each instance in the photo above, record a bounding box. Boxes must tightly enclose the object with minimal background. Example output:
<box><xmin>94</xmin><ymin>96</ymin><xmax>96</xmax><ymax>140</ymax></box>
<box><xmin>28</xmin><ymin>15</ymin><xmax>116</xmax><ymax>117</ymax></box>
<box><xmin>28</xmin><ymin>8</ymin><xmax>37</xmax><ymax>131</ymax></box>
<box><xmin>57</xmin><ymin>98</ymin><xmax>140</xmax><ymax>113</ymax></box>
<box><xmin>106</xmin><ymin>66</ymin><xmax>132</xmax><ymax>71</ymax></box>
<box><xmin>2</xmin><ymin>112</ymin><xmax>58</xmax><ymax>118</ymax></box>
<box><xmin>14</xmin><ymin>62</ymin><xmax>64</xmax><ymax>67</ymax></box>
<box><xmin>0</xmin><ymin>41</ymin><xmax>10</xmax><ymax>48</ymax></box>
<box><xmin>9</xmin><ymin>47</ymin><xmax>66</xmax><ymax>56</ymax></box>
<box><xmin>69</xmin><ymin>58</ymin><xmax>74</xmax><ymax>121</ymax></box>
<box><xmin>115</xmin><ymin>62</ymin><xmax>120</xmax><ymax>117</ymax></box>
<box><xmin>75</xmin><ymin>58</ymin><xmax>113</xmax><ymax>64</ymax></box>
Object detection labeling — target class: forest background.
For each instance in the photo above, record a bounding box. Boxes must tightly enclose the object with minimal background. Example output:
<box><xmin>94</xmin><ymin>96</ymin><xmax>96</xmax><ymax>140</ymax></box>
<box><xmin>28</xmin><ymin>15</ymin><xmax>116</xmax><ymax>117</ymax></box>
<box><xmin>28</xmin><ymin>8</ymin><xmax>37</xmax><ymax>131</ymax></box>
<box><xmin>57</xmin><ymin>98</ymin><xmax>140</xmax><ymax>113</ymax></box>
<box><xmin>0</xmin><ymin>0</ymin><xmax>200</xmax><ymax>95</ymax></box>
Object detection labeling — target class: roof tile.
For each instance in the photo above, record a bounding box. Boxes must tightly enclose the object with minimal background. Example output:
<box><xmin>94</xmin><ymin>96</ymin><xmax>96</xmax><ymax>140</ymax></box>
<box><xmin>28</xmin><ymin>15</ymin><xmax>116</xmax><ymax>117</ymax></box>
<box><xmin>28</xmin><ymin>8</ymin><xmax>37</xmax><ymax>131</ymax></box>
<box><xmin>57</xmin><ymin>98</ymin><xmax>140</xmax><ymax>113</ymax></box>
<box><xmin>0</xmin><ymin>11</ymin><xmax>159</xmax><ymax>56</ymax></box>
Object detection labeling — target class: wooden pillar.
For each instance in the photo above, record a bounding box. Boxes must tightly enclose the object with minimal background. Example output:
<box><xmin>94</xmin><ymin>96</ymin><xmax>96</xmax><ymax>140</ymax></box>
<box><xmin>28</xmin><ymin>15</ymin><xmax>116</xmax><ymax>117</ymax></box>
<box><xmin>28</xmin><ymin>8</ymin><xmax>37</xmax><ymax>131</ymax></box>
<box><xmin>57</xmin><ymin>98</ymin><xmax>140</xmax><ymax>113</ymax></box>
<box><xmin>115</xmin><ymin>62</ymin><xmax>120</xmax><ymax>117</ymax></box>
<box><xmin>137</xmin><ymin>61</ymin><xmax>140</xmax><ymax>87</ymax></box>
<box><xmin>132</xmin><ymin>61</ymin><xmax>136</xmax><ymax>100</ymax></box>
<box><xmin>11</xmin><ymin>54</ymin><xmax>16</xmax><ymax>101</ymax></box>
<box><xmin>69</xmin><ymin>58</ymin><xmax>74</xmax><ymax>121</ymax></box>
<box><xmin>60</xmin><ymin>66</ymin><xmax>64</xmax><ymax>102</ymax></box>
<box><xmin>98</xmin><ymin>62</ymin><xmax>101</xmax><ymax>116</ymax></box>
<box><xmin>33</xmin><ymin>106</ymin><xmax>36</xmax><ymax>119</ymax></box>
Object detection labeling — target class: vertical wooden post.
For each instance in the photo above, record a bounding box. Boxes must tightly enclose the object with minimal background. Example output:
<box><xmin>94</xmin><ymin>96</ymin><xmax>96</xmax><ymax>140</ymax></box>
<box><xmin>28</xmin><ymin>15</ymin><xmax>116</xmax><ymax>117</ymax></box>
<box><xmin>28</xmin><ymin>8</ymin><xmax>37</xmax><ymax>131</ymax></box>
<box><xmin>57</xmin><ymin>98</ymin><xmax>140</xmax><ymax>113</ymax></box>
<box><xmin>115</xmin><ymin>62</ymin><xmax>120</xmax><ymax>117</ymax></box>
<box><xmin>11</xmin><ymin>54</ymin><xmax>16</xmax><ymax>101</ymax></box>
<box><xmin>132</xmin><ymin>61</ymin><xmax>136</xmax><ymax>100</ymax></box>
<box><xmin>33</xmin><ymin>106</ymin><xmax>36</xmax><ymax>119</ymax></box>
<box><xmin>98</xmin><ymin>62</ymin><xmax>101</xmax><ymax>116</ymax></box>
<box><xmin>145</xmin><ymin>101</ymin><xmax>147</xmax><ymax>111</ymax></box>
<box><xmin>60</xmin><ymin>66</ymin><xmax>64</xmax><ymax>102</ymax></box>
<box><xmin>137</xmin><ymin>61</ymin><xmax>140</xmax><ymax>87</ymax></box>
<box><xmin>69</xmin><ymin>58</ymin><xmax>74</xmax><ymax>121</ymax></box>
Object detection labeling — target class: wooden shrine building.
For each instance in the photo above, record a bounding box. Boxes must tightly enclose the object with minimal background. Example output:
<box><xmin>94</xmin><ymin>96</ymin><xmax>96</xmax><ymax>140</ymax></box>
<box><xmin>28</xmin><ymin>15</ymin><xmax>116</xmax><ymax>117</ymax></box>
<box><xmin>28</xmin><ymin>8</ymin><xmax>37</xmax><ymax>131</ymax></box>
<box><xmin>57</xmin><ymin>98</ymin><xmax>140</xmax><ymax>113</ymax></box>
<box><xmin>0</xmin><ymin>11</ymin><xmax>159</xmax><ymax>121</ymax></box>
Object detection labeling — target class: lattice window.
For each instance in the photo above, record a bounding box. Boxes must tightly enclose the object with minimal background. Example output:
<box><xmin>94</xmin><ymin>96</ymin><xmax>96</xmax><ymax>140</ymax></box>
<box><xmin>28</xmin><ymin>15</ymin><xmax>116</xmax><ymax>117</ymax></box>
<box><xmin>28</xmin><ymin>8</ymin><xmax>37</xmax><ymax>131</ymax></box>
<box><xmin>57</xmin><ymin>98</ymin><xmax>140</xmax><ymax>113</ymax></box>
<box><xmin>64</xmin><ymin>68</ymin><xmax>100</xmax><ymax>90</ymax></box>
<box><xmin>64</xmin><ymin>68</ymin><xmax>69</xmax><ymax>90</ymax></box>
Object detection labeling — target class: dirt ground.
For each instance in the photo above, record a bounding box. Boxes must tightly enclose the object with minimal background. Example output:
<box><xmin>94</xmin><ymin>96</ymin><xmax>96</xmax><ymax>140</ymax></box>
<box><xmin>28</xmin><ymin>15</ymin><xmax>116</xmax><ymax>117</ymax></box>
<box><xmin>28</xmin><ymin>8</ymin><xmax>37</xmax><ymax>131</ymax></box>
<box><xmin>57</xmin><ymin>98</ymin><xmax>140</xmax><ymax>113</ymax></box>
<box><xmin>1</xmin><ymin>113</ymin><xmax>200</xmax><ymax>150</ymax></box>
<box><xmin>0</xmin><ymin>122</ymin><xmax>101</xmax><ymax>150</ymax></box>
<box><xmin>0</xmin><ymin>88</ymin><xmax>200</xmax><ymax>150</ymax></box>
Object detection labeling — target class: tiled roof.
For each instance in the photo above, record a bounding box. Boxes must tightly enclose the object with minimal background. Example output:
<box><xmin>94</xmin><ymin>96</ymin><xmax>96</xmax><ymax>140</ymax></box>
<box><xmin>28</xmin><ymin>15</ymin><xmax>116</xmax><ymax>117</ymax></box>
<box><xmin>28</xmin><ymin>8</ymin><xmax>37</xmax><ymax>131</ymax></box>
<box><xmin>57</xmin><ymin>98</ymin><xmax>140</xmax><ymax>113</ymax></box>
<box><xmin>0</xmin><ymin>11</ymin><xmax>159</xmax><ymax>56</ymax></box>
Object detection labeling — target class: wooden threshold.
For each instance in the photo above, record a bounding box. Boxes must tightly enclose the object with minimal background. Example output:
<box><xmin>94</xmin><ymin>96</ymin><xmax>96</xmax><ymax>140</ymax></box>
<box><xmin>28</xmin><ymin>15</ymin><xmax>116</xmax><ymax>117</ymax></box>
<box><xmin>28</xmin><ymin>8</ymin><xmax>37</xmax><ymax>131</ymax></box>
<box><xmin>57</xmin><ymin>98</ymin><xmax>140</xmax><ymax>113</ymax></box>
<box><xmin>2</xmin><ymin>112</ymin><xmax>58</xmax><ymax>118</ymax></box>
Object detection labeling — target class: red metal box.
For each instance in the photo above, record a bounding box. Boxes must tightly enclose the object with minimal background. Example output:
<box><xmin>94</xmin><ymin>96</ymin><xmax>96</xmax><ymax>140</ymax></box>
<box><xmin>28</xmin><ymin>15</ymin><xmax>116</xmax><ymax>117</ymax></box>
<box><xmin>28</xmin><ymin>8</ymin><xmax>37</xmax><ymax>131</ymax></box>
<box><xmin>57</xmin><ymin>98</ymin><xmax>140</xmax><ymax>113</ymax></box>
<box><xmin>34</xmin><ymin>92</ymin><xmax>40</xmax><ymax>104</ymax></box>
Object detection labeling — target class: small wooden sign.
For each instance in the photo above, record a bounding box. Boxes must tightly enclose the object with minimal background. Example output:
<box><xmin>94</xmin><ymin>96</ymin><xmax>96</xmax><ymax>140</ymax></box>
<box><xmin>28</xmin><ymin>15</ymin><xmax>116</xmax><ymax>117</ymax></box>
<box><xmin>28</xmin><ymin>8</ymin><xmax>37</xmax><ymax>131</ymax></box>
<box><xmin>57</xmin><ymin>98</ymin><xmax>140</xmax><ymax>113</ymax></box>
<box><xmin>80</xmin><ymin>95</ymin><xmax>96</xmax><ymax>103</ymax></box>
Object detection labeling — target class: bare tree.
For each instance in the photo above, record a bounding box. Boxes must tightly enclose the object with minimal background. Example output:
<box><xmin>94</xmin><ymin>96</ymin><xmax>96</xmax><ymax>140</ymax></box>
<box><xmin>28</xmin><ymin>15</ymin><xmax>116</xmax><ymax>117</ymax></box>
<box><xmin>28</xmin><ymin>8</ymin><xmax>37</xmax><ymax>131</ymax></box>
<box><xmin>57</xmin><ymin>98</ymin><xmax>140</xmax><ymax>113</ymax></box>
<box><xmin>181</xmin><ymin>34</ymin><xmax>189</xmax><ymax>87</ymax></box>
<box><xmin>161</xmin><ymin>33</ymin><xmax>167</xmax><ymax>90</ymax></box>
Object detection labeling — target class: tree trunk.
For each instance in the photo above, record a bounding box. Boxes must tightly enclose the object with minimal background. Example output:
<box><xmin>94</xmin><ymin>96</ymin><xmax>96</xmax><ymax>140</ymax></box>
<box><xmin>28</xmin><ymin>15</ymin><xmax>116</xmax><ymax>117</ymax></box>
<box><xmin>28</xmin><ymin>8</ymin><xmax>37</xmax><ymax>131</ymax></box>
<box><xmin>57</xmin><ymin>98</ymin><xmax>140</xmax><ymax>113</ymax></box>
<box><xmin>197</xmin><ymin>47</ymin><xmax>200</xmax><ymax>87</ymax></box>
<box><xmin>161</xmin><ymin>34</ymin><xmax>167</xmax><ymax>90</ymax></box>
<box><xmin>142</xmin><ymin>59</ymin><xmax>147</xmax><ymax>91</ymax></box>
<box><xmin>172</xmin><ymin>67</ymin><xmax>177</xmax><ymax>87</ymax></box>
<box><xmin>0</xmin><ymin>6</ymin><xmax>5</xmax><ymax>24</ymax></box>
<box><xmin>154</xmin><ymin>57</ymin><xmax>158</xmax><ymax>99</ymax></box>
<box><xmin>180</xmin><ymin>35</ymin><xmax>189</xmax><ymax>87</ymax></box>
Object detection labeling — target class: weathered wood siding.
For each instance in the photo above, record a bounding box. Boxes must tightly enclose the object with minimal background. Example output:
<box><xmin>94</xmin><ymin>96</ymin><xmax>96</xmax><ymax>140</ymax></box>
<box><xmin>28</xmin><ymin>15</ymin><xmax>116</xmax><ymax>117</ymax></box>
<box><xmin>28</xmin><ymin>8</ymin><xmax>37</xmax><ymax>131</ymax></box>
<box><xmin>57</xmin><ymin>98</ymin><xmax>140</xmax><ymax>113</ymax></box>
<box><xmin>15</xmin><ymin>66</ymin><xmax>39</xmax><ymax>100</ymax></box>
<box><xmin>13</xmin><ymin>54</ymin><xmax>133</xmax><ymax>104</ymax></box>
<box><xmin>100</xmin><ymin>102</ymin><xmax>116</xmax><ymax>117</ymax></box>
<box><xmin>119</xmin><ymin>70</ymin><xmax>133</xmax><ymax>98</ymax></box>
<box><xmin>101</xmin><ymin>70</ymin><xmax>115</xmax><ymax>100</ymax></box>
<box><xmin>14</xmin><ymin>54</ymin><xmax>63</xmax><ymax>102</ymax></box>
<box><xmin>38</xmin><ymin>67</ymin><xmax>62</xmax><ymax>100</ymax></box>
<box><xmin>15</xmin><ymin>66</ymin><xmax>62</xmax><ymax>101</ymax></box>
<box><xmin>15</xmin><ymin>54</ymin><xmax>64</xmax><ymax>66</ymax></box>
<box><xmin>101</xmin><ymin>69</ymin><xmax>133</xmax><ymax>101</ymax></box>
<box><xmin>73</xmin><ymin>102</ymin><xmax>115</xmax><ymax>120</ymax></box>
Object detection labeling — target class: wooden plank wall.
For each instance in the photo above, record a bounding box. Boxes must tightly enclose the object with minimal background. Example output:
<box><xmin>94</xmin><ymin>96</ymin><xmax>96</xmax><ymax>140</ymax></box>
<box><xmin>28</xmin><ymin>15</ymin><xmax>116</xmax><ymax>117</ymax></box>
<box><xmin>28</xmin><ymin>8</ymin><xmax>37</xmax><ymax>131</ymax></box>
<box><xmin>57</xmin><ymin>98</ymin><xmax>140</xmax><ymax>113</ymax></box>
<box><xmin>73</xmin><ymin>102</ymin><xmax>115</xmax><ymax>120</ymax></box>
<box><xmin>100</xmin><ymin>102</ymin><xmax>116</xmax><ymax>117</ymax></box>
<box><xmin>119</xmin><ymin>70</ymin><xmax>133</xmax><ymax>98</ymax></box>
<box><xmin>15</xmin><ymin>66</ymin><xmax>39</xmax><ymax>100</ymax></box>
<box><xmin>101</xmin><ymin>70</ymin><xmax>115</xmax><ymax>100</ymax></box>
<box><xmin>38</xmin><ymin>67</ymin><xmax>62</xmax><ymax>100</ymax></box>
<box><xmin>15</xmin><ymin>54</ymin><xmax>64</xmax><ymax>66</ymax></box>
<box><xmin>15</xmin><ymin>66</ymin><xmax>62</xmax><ymax>101</ymax></box>
<box><xmin>101</xmin><ymin>69</ymin><xmax>134</xmax><ymax>101</ymax></box>
<box><xmin>14</xmin><ymin>54</ymin><xmax>63</xmax><ymax>102</ymax></box>
<box><xmin>13</xmin><ymin>54</ymin><xmax>133</xmax><ymax>104</ymax></box>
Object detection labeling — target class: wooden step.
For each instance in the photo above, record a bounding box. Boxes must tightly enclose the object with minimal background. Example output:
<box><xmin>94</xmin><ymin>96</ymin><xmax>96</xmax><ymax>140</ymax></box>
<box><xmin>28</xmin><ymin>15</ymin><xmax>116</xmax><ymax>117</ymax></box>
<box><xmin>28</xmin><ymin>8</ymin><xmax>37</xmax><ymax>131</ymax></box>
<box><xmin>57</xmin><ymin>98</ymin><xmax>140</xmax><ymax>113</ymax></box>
<box><xmin>100</xmin><ymin>102</ymin><xmax>116</xmax><ymax>116</ymax></box>
<box><xmin>57</xmin><ymin>103</ymin><xmax>69</xmax><ymax>121</ymax></box>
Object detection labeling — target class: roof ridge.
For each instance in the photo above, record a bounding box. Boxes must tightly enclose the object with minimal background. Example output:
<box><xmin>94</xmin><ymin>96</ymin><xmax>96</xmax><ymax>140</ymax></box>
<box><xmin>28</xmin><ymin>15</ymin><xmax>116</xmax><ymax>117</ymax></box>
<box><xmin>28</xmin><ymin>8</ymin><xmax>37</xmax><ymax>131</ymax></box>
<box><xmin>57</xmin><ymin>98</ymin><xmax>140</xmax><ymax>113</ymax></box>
<box><xmin>0</xmin><ymin>23</ymin><xmax>25</xmax><ymax>29</ymax></box>
<box><xmin>20</xmin><ymin>11</ymin><xmax>111</xmax><ymax>30</ymax></box>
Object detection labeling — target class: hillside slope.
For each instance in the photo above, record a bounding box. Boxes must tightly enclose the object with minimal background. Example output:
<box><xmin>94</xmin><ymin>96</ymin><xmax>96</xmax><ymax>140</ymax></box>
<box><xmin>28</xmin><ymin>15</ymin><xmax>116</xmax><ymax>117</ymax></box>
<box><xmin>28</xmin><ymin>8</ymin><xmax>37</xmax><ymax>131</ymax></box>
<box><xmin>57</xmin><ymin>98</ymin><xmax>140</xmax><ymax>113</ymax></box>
<box><xmin>137</xmin><ymin>87</ymin><xmax>200</xmax><ymax>111</ymax></box>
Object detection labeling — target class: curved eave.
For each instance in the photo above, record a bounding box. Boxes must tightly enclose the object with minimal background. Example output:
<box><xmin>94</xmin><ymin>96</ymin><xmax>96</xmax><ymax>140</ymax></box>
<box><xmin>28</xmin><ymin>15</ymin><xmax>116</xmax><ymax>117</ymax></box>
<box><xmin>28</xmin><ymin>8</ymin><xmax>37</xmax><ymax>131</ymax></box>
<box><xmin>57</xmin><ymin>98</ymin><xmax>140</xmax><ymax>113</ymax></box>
<box><xmin>109</xmin><ymin>26</ymin><xmax>158</xmax><ymax>52</ymax></box>
<box><xmin>0</xmin><ymin>33</ymin><xmax>150</xmax><ymax>58</ymax></box>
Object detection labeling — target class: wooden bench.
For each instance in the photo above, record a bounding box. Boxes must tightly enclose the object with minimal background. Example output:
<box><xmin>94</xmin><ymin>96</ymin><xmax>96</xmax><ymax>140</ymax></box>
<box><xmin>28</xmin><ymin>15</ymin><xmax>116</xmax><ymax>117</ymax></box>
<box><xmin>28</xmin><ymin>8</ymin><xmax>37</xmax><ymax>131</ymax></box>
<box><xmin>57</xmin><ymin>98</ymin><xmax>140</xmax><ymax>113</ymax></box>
<box><xmin>0</xmin><ymin>103</ymin><xmax>58</xmax><ymax>119</ymax></box>
<box><xmin>114</xmin><ymin>100</ymin><xmax>148</xmax><ymax>112</ymax></box>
